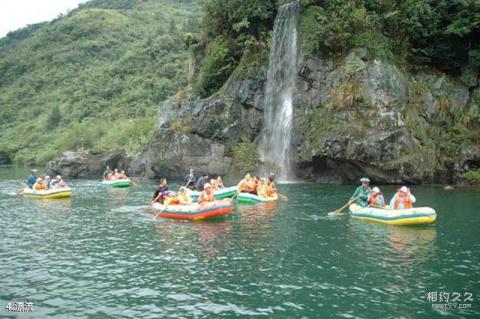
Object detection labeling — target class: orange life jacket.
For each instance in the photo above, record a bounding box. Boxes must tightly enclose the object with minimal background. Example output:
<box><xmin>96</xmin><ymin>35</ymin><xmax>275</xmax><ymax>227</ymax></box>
<box><xmin>164</xmin><ymin>197</ymin><xmax>180</xmax><ymax>205</ymax></box>
<box><xmin>393</xmin><ymin>193</ymin><xmax>413</xmax><ymax>209</ymax></box>
<box><xmin>369</xmin><ymin>194</ymin><xmax>382</xmax><ymax>205</ymax></box>
<box><xmin>201</xmin><ymin>191</ymin><xmax>214</xmax><ymax>202</ymax></box>
<box><xmin>33</xmin><ymin>183</ymin><xmax>48</xmax><ymax>191</ymax></box>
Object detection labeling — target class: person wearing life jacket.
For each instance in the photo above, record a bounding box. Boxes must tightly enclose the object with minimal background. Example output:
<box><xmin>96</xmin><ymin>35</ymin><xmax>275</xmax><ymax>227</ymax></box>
<box><xmin>163</xmin><ymin>192</ymin><xmax>180</xmax><ymax>205</ymax></box>
<box><xmin>177</xmin><ymin>187</ymin><xmax>192</xmax><ymax>205</ymax></box>
<box><xmin>210</xmin><ymin>178</ymin><xmax>219</xmax><ymax>191</ymax></box>
<box><xmin>118</xmin><ymin>170</ymin><xmax>128</xmax><ymax>180</ymax></box>
<box><xmin>33</xmin><ymin>178</ymin><xmax>48</xmax><ymax>191</ymax></box>
<box><xmin>238</xmin><ymin>174</ymin><xmax>257</xmax><ymax>194</ymax></box>
<box><xmin>50</xmin><ymin>175</ymin><xmax>67</xmax><ymax>188</ymax></box>
<box><xmin>257</xmin><ymin>178</ymin><xmax>269</xmax><ymax>198</ymax></box>
<box><xmin>198</xmin><ymin>183</ymin><xmax>215</xmax><ymax>204</ymax></box>
<box><xmin>349</xmin><ymin>177</ymin><xmax>371</xmax><ymax>207</ymax></box>
<box><xmin>390</xmin><ymin>186</ymin><xmax>416</xmax><ymax>209</ymax></box>
<box><xmin>368</xmin><ymin>187</ymin><xmax>385</xmax><ymax>206</ymax></box>
<box><xmin>266</xmin><ymin>174</ymin><xmax>277</xmax><ymax>197</ymax></box>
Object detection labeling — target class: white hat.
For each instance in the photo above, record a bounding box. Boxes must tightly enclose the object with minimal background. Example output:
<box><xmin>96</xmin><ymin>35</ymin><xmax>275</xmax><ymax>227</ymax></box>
<box><xmin>399</xmin><ymin>186</ymin><xmax>408</xmax><ymax>193</ymax></box>
<box><xmin>372</xmin><ymin>187</ymin><xmax>380</xmax><ymax>194</ymax></box>
<box><xmin>204</xmin><ymin>183</ymin><xmax>212</xmax><ymax>189</ymax></box>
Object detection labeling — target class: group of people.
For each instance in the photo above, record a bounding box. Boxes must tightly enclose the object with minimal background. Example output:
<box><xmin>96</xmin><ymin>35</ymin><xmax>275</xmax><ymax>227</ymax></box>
<box><xmin>184</xmin><ymin>169</ymin><xmax>224</xmax><ymax>191</ymax></box>
<box><xmin>103</xmin><ymin>166</ymin><xmax>129</xmax><ymax>181</ymax></box>
<box><xmin>350</xmin><ymin>177</ymin><xmax>416</xmax><ymax>209</ymax></box>
<box><xmin>237</xmin><ymin>173</ymin><xmax>277</xmax><ymax>198</ymax></box>
<box><xmin>26</xmin><ymin>169</ymin><xmax>67</xmax><ymax>191</ymax></box>
<box><xmin>151</xmin><ymin>175</ymin><xmax>218</xmax><ymax>205</ymax></box>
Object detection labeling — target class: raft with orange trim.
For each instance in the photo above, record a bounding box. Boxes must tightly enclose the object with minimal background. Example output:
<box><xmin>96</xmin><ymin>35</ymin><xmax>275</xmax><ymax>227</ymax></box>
<box><xmin>152</xmin><ymin>200</ymin><xmax>233</xmax><ymax>220</ymax></box>
<box><xmin>349</xmin><ymin>203</ymin><xmax>437</xmax><ymax>225</ymax></box>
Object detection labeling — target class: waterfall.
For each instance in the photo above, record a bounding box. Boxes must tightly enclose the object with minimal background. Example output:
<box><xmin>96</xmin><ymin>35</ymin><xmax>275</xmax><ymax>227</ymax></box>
<box><xmin>259</xmin><ymin>1</ymin><xmax>299</xmax><ymax>182</ymax></box>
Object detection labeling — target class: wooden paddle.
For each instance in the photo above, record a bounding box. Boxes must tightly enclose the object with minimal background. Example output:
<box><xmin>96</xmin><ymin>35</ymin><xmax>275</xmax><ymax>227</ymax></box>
<box><xmin>328</xmin><ymin>195</ymin><xmax>360</xmax><ymax>216</ymax></box>
<box><xmin>16</xmin><ymin>181</ymin><xmax>29</xmax><ymax>195</ymax></box>
<box><xmin>278</xmin><ymin>193</ymin><xmax>288</xmax><ymax>201</ymax></box>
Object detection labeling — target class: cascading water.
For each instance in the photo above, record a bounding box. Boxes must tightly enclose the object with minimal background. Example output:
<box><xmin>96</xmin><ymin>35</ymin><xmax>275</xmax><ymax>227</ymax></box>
<box><xmin>259</xmin><ymin>1</ymin><xmax>299</xmax><ymax>182</ymax></box>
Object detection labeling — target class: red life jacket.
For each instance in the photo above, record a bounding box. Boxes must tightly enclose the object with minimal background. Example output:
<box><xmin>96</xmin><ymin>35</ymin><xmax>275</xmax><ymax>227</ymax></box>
<box><xmin>369</xmin><ymin>194</ymin><xmax>382</xmax><ymax>205</ymax></box>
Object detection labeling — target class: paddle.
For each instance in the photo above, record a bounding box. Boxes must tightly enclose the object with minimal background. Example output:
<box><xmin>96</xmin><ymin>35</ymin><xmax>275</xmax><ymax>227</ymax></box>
<box><xmin>278</xmin><ymin>193</ymin><xmax>288</xmax><ymax>201</ymax></box>
<box><xmin>16</xmin><ymin>181</ymin><xmax>29</xmax><ymax>195</ymax></box>
<box><xmin>328</xmin><ymin>195</ymin><xmax>360</xmax><ymax>216</ymax></box>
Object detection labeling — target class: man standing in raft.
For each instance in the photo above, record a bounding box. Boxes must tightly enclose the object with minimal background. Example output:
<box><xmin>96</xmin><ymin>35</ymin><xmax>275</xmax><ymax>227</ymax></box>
<box><xmin>26</xmin><ymin>169</ymin><xmax>38</xmax><ymax>188</ymax></box>
<box><xmin>389</xmin><ymin>186</ymin><xmax>416</xmax><ymax>209</ymax></box>
<box><xmin>184</xmin><ymin>168</ymin><xmax>197</xmax><ymax>190</ymax></box>
<box><xmin>349</xmin><ymin>177</ymin><xmax>371</xmax><ymax>207</ymax></box>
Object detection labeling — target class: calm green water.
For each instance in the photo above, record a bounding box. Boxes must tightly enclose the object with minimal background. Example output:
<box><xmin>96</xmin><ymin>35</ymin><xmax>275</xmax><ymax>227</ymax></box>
<box><xmin>0</xmin><ymin>167</ymin><xmax>479</xmax><ymax>318</ymax></box>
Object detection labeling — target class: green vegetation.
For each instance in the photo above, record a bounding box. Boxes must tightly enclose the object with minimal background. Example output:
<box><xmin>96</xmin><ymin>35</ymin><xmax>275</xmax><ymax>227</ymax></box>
<box><xmin>298</xmin><ymin>0</ymin><xmax>479</xmax><ymax>72</ymax></box>
<box><xmin>192</xmin><ymin>0</ymin><xmax>277</xmax><ymax>97</ymax></box>
<box><xmin>227</xmin><ymin>139</ymin><xmax>259</xmax><ymax>178</ymax></box>
<box><xmin>463</xmin><ymin>169</ymin><xmax>480</xmax><ymax>185</ymax></box>
<box><xmin>0</xmin><ymin>0</ymin><xmax>200</xmax><ymax>165</ymax></box>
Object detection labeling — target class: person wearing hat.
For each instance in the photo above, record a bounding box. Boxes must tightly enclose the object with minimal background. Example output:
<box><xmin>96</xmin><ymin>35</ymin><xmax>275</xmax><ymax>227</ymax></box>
<box><xmin>33</xmin><ymin>178</ymin><xmax>48</xmax><ymax>191</ymax></box>
<box><xmin>389</xmin><ymin>186</ymin><xmax>416</xmax><ymax>209</ymax></box>
<box><xmin>368</xmin><ymin>187</ymin><xmax>385</xmax><ymax>206</ymax></box>
<box><xmin>349</xmin><ymin>177</ymin><xmax>371</xmax><ymax>207</ymax></box>
<box><xmin>198</xmin><ymin>183</ymin><xmax>215</xmax><ymax>204</ymax></box>
<box><xmin>184</xmin><ymin>169</ymin><xmax>197</xmax><ymax>190</ymax></box>
<box><xmin>26</xmin><ymin>169</ymin><xmax>38</xmax><ymax>188</ymax></box>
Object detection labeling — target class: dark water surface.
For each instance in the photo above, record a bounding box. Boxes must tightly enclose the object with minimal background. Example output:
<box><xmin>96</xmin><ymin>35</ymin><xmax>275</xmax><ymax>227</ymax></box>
<box><xmin>1</xmin><ymin>167</ymin><xmax>479</xmax><ymax>318</ymax></box>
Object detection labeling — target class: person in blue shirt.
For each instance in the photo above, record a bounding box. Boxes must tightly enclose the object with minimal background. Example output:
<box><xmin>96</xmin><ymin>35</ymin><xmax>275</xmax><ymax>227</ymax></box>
<box><xmin>26</xmin><ymin>169</ymin><xmax>38</xmax><ymax>188</ymax></box>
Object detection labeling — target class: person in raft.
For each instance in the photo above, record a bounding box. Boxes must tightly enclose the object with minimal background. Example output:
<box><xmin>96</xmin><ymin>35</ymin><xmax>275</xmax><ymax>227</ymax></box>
<box><xmin>152</xmin><ymin>178</ymin><xmax>169</xmax><ymax>204</ymax></box>
<box><xmin>102</xmin><ymin>166</ymin><xmax>110</xmax><ymax>180</ymax></box>
<box><xmin>184</xmin><ymin>168</ymin><xmax>197</xmax><ymax>190</ymax></box>
<box><xmin>177</xmin><ymin>187</ymin><xmax>193</xmax><ymax>205</ymax></box>
<box><xmin>50</xmin><ymin>175</ymin><xmax>67</xmax><ymax>188</ymax></box>
<box><xmin>389</xmin><ymin>186</ymin><xmax>416</xmax><ymax>209</ymax></box>
<box><xmin>368</xmin><ymin>187</ymin><xmax>385</xmax><ymax>206</ymax></box>
<box><xmin>238</xmin><ymin>174</ymin><xmax>257</xmax><ymax>194</ymax></box>
<box><xmin>26</xmin><ymin>169</ymin><xmax>38</xmax><ymax>188</ymax></box>
<box><xmin>33</xmin><ymin>178</ymin><xmax>48</xmax><ymax>191</ymax></box>
<box><xmin>349</xmin><ymin>177</ymin><xmax>371</xmax><ymax>207</ymax></box>
<box><xmin>198</xmin><ymin>183</ymin><xmax>215</xmax><ymax>204</ymax></box>
<box><xmin>195</xmin><ymin>173</ymin><xmax>209</xmax><ymax>191</ymax></box>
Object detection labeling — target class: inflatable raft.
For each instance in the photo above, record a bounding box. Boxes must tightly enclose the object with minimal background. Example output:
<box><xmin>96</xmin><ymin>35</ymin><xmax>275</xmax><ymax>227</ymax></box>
<box><xmin>101</xmin><ymin>179</ymin><xmax>132</xmax><ymax>188</ymax></box>
<box><xmin>236</xmin><ymin>193</ymin><xmax>278</xmax><ymax>204</ymax></box>
<box><xmin>152</xmin><ymin>200</ymin><xmax>233</xmax><ymax>220</ymax></box>
<box><xmin>349</xmin><ymin>203</ymin><xmax>437</xmax><ymax>225</ymax></box>
<box><xmin>188</xmin><ymin>186</ymin><xmax>237</xmax><ymax>201</ymax></box>
<box><xmin>22</xmin><ymin>187</ymin><xmax>72</xmax><ymax>199</ymax></box>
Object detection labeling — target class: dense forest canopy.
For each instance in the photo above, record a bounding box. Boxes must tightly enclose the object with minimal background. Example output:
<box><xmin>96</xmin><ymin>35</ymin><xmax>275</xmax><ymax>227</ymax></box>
<box><xmin>195</xmin><ymin>0</ymin><xmax>479</xmax><ymax>97</ymax></box>
<box><xmin>0</xmin><ymin>0</ymin><xmax>200</xmax><ymax>164</ymax></box>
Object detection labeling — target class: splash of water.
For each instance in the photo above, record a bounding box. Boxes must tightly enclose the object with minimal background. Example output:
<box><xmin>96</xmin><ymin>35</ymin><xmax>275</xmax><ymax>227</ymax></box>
<box><xmin>259</xmin><ymin>1</ymin><xmax>299</xmax><ymax>182</ymax></box>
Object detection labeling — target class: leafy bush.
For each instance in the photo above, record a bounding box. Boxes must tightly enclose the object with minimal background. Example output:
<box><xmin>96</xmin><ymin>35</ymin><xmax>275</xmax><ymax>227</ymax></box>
<box><xmin>463</xmin><ymin>170</ymin><xmax>480</xmax><ymax>185</ymax></box>
<box><xmin>228</xmin><ymin>139</ymin><xmax>259</xmax><ymax>178</ymax></box>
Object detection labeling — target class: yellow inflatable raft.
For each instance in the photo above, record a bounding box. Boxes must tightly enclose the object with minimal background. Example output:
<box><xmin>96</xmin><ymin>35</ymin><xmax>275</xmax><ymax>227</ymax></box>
<box><xmin>22</xmin><ymin>187</ymin><xmax>73</xmax><ymax>199</ymax></box>
<box><xmin>349</xmin><ymin>203</ymin><xmax>437</xmax><ymax>226</ymax></box>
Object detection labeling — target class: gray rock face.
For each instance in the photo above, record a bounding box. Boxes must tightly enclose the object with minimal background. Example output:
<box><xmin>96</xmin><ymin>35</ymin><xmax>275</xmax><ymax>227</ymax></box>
<box><xmin>46</xmin><ymin>151</ymin><xmax>130</xmax><ymax>178</ymax></box>
<box><xmin>143</xmin><ymin>129</ymin><xmax>232</xmax><ymax>179</ymax></box>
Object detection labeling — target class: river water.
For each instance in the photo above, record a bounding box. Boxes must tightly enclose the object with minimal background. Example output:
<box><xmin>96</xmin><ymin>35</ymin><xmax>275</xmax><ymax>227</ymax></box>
<box><xmin>0</xmin><ymin>167</ymin><xmax>479</xmax><ymax>318</ymax></box>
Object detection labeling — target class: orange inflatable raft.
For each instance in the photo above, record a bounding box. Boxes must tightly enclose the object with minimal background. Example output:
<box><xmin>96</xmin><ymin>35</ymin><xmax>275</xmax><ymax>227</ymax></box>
<box><xmin>152</xmin><ymin>200</ymin><xmax>233</xmax><ymax>220</ymax></box>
